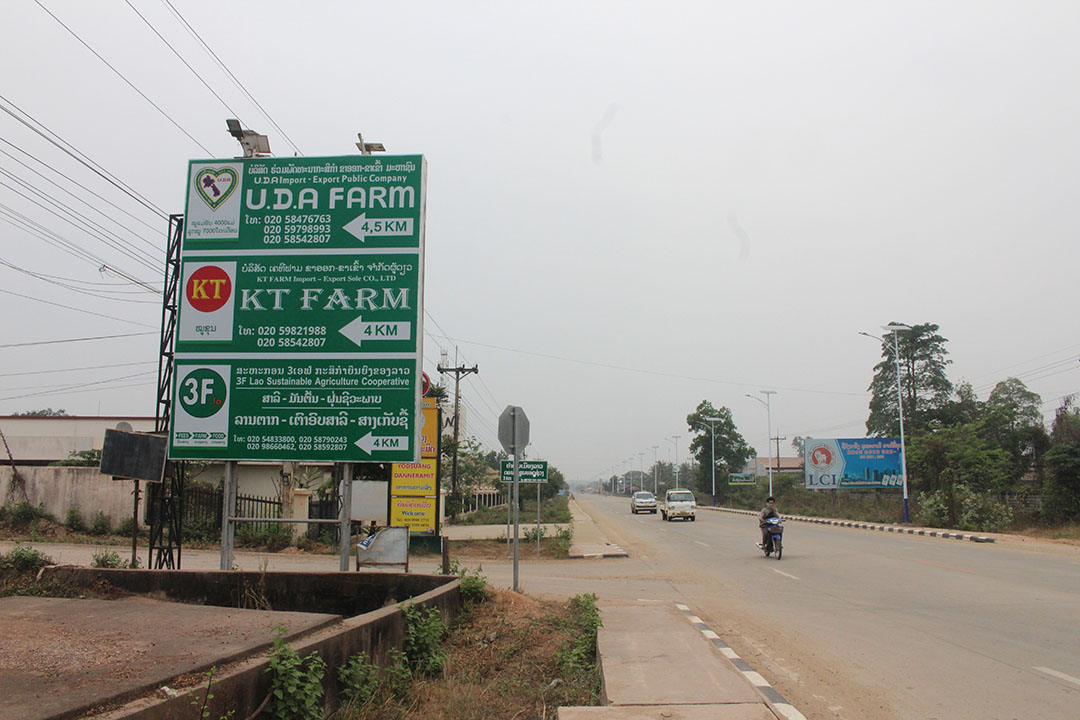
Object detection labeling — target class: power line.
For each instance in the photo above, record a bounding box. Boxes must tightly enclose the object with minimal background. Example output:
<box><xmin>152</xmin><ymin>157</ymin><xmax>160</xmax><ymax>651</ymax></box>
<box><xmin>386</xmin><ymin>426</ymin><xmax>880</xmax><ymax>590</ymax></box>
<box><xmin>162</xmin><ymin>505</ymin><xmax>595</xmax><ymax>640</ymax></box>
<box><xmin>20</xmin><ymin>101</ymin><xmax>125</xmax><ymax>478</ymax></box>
<box><xmin>0</xmin><ymin>170</ymin><xmax>161</xmax><ymax>270</ymax></box>
<box><xmin>0</xmin><ymin>289</ymin><xmax>157</xmax><ymax>329</ymax></box>
<box><xmin>159</xmin><ymin>0</ymin><xmax>303</xmax><ymax>155</ymax></box>
<box><xmin>0</xmin><ymin>360</ymin><xmax>155</xmax><ymax>378</ymax></box>
<box><xmin>0</xmin><ymin>95</ymin><xmax>167</xmax><ymax>218</ymax></box>
<box><xmin>124</xmin><ymin>0</ymin><xmax>246</xmax><ymax>122</ymax></box>
<box><xmin>0</xmin><ymin>373</ymin><xmax>157</xmax><ymax>403</ymax></box>
<box><xmin>34</xmin><ymin>0</ymin><xmax>212</xmax><ymax>155</ymax></box>
<box><xmin>0</xmin><ymin>259</ymin><xmax>158</xmax><ymax>303</ymax></box>
<box><xmin>0</xmin><ymin>139</ymin><xmax>163</xmax><ymax>236</ymax></box>
<box><xmin>0</xmin><ymin>331</ymin><xmax>157</xmax><ymax>349</ymax></box>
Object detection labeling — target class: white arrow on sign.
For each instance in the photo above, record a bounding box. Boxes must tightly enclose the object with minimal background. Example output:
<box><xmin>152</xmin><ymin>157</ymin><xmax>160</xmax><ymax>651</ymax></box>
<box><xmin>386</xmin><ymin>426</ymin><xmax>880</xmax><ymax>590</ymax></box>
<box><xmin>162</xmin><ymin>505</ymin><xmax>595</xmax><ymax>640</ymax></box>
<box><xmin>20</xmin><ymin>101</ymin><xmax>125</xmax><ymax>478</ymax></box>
<box><xmin>343</xmin><ymin>213</ymin><xmax>414</xmax><ymax>243</ymax></box>
<box><xmin>354</xmin><ymin>432</ymin><xmax>409</xmax><ymax>454</ymax></box>
<box><xmin>339</xmin><ymin>316</ymin><xmax>412</xmax><ymax>347</ymax></box>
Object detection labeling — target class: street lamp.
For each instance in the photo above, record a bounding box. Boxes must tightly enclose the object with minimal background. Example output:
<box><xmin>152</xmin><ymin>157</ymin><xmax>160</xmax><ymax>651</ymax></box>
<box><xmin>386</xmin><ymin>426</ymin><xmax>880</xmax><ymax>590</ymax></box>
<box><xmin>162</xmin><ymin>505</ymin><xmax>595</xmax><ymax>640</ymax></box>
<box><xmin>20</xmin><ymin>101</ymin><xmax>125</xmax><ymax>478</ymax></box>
<box><xmin>860</xmin><ymin>324</ymin><xmax>912</xmax><ymax>523</ymax></box>
<box><xmin>704</xmin><ymin>417</ymin><xmax>722</xmax><ymax>506</ymax></box>
<box><xmin>651</xmin><ymin>445</ymin><xmax>659</xmax><ymax>495</ymax></box>
<box><xmin>638</xmin><ymin>452</ymin><xmax>646</xmax><ymax>494</ymax></box>
<box><xmin>669</xmin><ymin>435</ymin><xmax>681</xmax><ymax>489</ymax></box>
<box><xmin>746</xmin><ymin>392</ymin><xmax>777</xmax><ymax>496</ymax></box>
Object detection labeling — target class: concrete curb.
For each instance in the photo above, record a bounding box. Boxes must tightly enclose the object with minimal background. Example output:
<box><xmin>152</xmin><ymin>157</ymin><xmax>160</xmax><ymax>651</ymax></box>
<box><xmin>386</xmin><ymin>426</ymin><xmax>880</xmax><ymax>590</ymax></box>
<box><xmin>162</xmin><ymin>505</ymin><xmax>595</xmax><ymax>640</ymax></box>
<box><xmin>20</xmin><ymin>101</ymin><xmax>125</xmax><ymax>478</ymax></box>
<box><xmin>676</xmin><ymin>602</ymin><xmax>808</xmax><ymax>720</ymax></box>
<box><xmin>704</xmin><ymin>507</ymin><xmax>996</xmax><ymax>543</ymax></box>
<box><xmin>567</xmin><ymin>544</ymin><xmax>629</xmax><ymax>559</ymax></box>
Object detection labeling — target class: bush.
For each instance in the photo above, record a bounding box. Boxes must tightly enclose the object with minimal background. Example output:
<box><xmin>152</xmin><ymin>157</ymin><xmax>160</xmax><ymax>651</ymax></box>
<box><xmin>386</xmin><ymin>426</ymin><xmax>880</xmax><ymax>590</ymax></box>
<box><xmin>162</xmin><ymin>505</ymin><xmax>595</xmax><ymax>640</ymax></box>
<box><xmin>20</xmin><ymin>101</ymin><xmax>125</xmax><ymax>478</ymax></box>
<box><xmin>91</xmin><ymin>550</ymin><xmax>131</xmax><ymax>569</ymax></box>
<box><xmin>265</xmin><ymin>625</ymin><xmax>326</xmax><ymax>720</ymax></box>
<box><xmin>2</xmin><ymin>502</ymin><xmax>52</xmax><ymax>527</ymax></box>
<box><xmin>916</xmin><ymin>484</ymin><xmax>1013</xmax><ymax>533</ymax></box>
<box><xmin>0</xmin><ymin>544</ymin><xmax>54</xmax><ymax>571</ymax></box>
<box><xmin>549</xmin><ymin>526</ymin><xmax>574</xmax><ymax>558</ymax></box>
<box><xmin>236</xmin><ymin>524</ymin><xmax>292</xmax><ymax>552</ymax></box>
<box><xmin>183</xmin><ymin>516</ymin><xmax>218</xmax><ymax>543</ymax></box>
<box><xmin>402</xmin><ymin>603</ymin><xmax>449</xmax><ymax>676</ymax></box>
<box><xmin>117</xmin><ymin>517</ymin><xmax>137</xmax><ymax>537</ymax></box>
<box><xmin>90</xmin><ymin>512</ymin><xmax>112</xmax><ymax>536</ymax></box>
<box><xmin>64</xmin><ymin>505</ymin><xmax>87</xmax><ymax>532</ymax></box>
<box><xmin>445</xmin><ymin>560</ymin><xmax>493</xmax><ymax>604</ymax></box>
<box><xmin>557</xmin><ymin>593</ymin><xmax>602</xmax><ymax>677</ymax></box>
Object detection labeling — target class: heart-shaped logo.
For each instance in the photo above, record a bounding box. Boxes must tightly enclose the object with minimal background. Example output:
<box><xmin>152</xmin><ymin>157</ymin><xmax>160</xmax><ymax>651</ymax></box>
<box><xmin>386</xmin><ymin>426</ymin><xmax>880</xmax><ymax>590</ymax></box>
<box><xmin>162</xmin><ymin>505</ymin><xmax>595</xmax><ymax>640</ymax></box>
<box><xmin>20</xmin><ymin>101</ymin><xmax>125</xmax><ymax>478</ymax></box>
<box><xmin>194</xmin><ymin>167</ymin><xmax>238</xmax><ymax>210</ymax></box>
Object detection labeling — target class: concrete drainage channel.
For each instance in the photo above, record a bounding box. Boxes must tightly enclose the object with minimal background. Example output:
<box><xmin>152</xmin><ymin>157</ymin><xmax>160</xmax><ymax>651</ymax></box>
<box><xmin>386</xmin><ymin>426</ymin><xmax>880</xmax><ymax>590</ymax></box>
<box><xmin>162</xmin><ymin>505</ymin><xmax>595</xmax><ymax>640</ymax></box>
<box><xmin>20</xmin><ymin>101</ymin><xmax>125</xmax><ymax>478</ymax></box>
<box><xmin>4</xmin><ymin>568</ymin><xmax>460</xmax><ymax>720</ymax></box>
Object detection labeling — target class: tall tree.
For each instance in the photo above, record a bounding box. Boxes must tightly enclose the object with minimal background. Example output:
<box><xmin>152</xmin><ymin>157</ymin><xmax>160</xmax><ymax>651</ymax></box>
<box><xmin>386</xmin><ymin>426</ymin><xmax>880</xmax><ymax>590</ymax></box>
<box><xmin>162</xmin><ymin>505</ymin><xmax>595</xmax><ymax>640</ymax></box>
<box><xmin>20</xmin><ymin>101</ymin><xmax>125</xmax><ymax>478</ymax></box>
<box><xmin>866</xmin><ymin>322</ymin><xmax>953</xmax><ymax>437</ymax></box>
<box><xmin>983</xmin><ymin>377</ymin><xmax>1049</xmax><ymax>484</ymax></box>
<box><xmin>1045</xmin><ymin>397</ymin><xmax>1080</xmax><ymax>518</ymax></box>
<box><xmin>686</xmin><ymin>401</ymin><xmax>751</xmax><ymax>503</ymax></box>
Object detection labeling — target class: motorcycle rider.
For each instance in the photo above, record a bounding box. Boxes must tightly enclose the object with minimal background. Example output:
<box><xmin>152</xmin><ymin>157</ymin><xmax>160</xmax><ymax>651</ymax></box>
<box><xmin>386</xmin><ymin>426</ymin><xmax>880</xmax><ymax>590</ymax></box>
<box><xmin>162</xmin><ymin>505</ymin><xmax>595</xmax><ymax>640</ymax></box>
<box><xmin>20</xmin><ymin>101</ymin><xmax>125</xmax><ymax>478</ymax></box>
<box><xmin>757</xmin><ymin>496</ymin><xmax>780</xmax><ymax>551</ymax></box>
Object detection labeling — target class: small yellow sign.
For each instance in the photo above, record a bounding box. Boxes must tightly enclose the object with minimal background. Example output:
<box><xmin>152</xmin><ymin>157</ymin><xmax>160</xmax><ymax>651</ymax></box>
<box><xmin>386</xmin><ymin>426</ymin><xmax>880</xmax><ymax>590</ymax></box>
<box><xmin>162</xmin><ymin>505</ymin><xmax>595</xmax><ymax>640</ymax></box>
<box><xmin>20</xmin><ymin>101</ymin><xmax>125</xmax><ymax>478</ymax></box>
<box><xmin>420</xmin><ymin>397</ymin><xmax>439</xmax><ymax>459</ymax></box>
<box><xmin>391</xmin><ymin>460</ymin><xmax>437</xmax><ymax>496</ymax></box>
<box><xmin>391</xmin><ymin>496</ymin><xmax>437</xmax><ymax>534</ymax></box>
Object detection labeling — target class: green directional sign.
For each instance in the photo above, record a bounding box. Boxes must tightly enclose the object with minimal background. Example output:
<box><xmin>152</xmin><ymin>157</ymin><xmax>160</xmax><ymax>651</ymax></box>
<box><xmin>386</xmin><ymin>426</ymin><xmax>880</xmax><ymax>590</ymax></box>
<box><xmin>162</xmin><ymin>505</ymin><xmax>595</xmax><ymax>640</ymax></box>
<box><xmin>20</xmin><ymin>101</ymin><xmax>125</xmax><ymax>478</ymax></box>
<box><xmin>500</xmin><ymin>460</ymin><xmax>548</xmax><ymax>484</ymax></box>
<box><xmin>729</xmin><ymin>473</ymin><xmax>756</xmax><ymax>485</ymax></box>
<box><xmin>169</xmin><ymin>154</ymin><xmax>426</xmax><ymax>463</ymax></box>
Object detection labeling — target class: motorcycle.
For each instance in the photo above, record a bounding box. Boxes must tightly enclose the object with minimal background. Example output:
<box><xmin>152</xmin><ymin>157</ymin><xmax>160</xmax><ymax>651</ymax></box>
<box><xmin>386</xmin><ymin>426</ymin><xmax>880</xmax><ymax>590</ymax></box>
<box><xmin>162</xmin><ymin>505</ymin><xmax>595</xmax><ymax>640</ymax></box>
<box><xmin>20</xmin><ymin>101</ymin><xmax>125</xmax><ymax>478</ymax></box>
<box><xmin>760</xmin><ymin>516</ymin><xmax>784</xmax><ymax>559</ymax></box>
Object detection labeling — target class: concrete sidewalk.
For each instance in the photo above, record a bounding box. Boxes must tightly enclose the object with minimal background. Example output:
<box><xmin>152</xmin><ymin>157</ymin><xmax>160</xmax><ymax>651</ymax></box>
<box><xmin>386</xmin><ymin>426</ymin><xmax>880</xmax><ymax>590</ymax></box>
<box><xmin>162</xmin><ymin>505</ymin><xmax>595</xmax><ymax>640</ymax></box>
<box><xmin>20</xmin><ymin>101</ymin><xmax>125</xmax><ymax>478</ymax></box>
<box><xmin>559</xmin><ymin>600</ymin><xmax>798</xmax><ymax>720</ymax></box>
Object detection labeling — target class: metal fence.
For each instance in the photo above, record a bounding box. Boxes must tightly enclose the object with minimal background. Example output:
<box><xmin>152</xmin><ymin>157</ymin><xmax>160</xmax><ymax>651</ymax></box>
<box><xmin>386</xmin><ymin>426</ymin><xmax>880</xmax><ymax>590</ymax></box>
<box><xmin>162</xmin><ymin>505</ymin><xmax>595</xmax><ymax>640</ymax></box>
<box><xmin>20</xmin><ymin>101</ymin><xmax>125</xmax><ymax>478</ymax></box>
<box><xmin>183</xmin><ymin>484</ymin><xmax>284</xmax><ymax>537</ymax></box>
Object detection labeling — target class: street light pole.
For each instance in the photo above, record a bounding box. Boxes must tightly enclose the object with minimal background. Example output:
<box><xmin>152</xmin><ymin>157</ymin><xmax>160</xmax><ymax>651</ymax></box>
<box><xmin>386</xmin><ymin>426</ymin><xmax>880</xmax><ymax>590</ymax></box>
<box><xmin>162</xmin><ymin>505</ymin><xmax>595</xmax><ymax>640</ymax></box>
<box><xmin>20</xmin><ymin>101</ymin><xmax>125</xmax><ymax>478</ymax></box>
<box><xmin>746</xmin><ymin>392</ymin><xmax>776</xmax><ymax>496</ymax></box>
<box><xmin>860</xmin><ymin>324</ymin><xmax>913</xmax><ymax>523</ymax></box>
<box><xmin>651</xmin><ymin>445</ymin><xmax>659</xmax><ymax>495</ymax></box>
<box><xmin>669</xmin><ymin>435</ymin><xmax>681</xmax><ymax>489</ymax></box>
<box><xmin>704</xmin><ymin>417</ymin><xmax>721</xmax><ymax>506</ymax></box>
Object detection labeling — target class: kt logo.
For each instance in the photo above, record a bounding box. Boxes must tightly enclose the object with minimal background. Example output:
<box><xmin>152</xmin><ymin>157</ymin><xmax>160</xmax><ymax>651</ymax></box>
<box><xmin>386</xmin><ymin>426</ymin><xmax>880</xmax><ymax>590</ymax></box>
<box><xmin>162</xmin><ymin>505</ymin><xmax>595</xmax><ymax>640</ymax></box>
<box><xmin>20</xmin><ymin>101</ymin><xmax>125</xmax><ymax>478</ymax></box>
<box><xmin>186</xmin><ymin>265</ymin><xmax>232</xmax><ymax>312</ymax></box>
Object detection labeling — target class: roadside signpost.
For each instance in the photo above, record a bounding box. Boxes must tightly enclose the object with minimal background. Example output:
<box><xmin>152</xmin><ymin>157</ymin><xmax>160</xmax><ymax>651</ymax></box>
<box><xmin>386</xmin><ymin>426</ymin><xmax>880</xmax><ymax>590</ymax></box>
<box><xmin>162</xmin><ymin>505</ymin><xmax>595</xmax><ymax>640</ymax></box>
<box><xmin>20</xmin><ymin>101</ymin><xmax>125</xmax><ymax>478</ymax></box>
<box><xmin>170</xmin><ymin>153</ymin><xmax>427</xmax><ymax>571</ymax></box>
<box><xmin>170</xmin><ymin>154</ymin><xmax>426</xmax><ymax>464</ymax></box>
<box><xmin>499</xmin><ymin>460</ymin><xmax>547</xmax><ymax>483</ymax></box>
<box><xmin>498</xmin><ymin>406</ymin><xmax>530</xmax><ymax>591</ymax></box>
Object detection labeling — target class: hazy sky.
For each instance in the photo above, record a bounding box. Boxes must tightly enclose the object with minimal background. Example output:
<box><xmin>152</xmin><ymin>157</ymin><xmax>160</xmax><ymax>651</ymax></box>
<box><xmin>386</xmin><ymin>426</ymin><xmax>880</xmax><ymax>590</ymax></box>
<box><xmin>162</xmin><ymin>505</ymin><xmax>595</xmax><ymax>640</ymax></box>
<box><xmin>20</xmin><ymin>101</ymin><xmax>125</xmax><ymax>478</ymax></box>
<box><xmin>2</xmin><ymin>1</ymin><xmax>1078</xmax><ymax>483</ymax></box>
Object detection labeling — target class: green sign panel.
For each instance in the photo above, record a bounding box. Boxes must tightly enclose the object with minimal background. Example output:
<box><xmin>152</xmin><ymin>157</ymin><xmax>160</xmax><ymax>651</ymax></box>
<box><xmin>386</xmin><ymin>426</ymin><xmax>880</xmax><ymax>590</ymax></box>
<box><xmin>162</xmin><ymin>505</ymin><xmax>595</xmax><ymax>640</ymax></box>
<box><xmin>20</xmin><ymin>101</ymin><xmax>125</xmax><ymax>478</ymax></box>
<box><xmin>170</xmin><ymin>155</ymin><xmax>426</xmax><ymax>463</ymax></box>
<box><xmin>500</xmin><ymin>460</ymin><xmax>548</xmax><ymax>484</ymax></box>
<box><xmin>729</xmin><ymin>473</ymin><xmax>756</xmax><ymax>485</ymax></box>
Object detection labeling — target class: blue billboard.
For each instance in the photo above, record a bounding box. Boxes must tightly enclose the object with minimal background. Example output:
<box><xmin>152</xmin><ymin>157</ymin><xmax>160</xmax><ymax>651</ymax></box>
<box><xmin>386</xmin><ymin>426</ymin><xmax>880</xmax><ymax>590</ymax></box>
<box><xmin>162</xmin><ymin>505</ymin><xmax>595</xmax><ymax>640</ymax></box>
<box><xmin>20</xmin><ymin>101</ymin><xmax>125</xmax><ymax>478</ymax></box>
<box><xmin>804</xmin><ymin>438</ymin><xmax>903</xmax><ymax>489</ymax></box>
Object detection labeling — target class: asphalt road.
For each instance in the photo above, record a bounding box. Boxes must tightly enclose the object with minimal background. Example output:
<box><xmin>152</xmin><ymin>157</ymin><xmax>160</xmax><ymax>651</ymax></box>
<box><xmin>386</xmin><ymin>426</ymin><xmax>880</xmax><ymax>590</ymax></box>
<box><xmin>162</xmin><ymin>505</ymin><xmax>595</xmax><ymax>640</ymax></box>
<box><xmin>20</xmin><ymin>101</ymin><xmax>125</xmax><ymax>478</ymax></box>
<box><xmin>474</xmin><ymin>495</ymin><xmax>1079</xmax><ymax>720</ymax></box>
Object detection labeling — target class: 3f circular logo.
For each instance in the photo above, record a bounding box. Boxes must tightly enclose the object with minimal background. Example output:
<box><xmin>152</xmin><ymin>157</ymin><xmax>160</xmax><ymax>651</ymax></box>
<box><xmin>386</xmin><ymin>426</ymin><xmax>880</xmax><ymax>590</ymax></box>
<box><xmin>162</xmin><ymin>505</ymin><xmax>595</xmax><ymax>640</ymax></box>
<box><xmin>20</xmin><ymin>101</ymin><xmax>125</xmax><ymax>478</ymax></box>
<box><xmin>186</xmin><ymin>265</ymin><xmax>232</xmax><ymax>312</ymax></box>
<box><xmin>179</xmin><ymin>368</ymin><xmax>226</xmax><ymax>418</ymax></box>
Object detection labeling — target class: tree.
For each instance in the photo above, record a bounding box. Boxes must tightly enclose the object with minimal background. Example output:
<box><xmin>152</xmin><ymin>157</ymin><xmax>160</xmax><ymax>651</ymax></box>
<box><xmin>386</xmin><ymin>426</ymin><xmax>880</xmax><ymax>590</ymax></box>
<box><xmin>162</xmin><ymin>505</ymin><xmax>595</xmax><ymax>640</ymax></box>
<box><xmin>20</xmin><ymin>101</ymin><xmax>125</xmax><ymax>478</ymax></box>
<box><xmin>905</xmin><ymin>422</ymin><xmax>1012</xmax><ymax>496</ymax></box>
<box><xmin>866</xmin><ymin>322</ymin><xmax>953</xmax><ymax>437</ymax></box>
<box><xmin>790</xmin><ymin>436</ymin><xmax>806</xmax><ymax>457</ymax></box>
<box><xmin>14</xmin><ymin>408</ymin><xmax>68</xmax><ymax>417</ymax></box>
<box><xmin>1045</xmin><ymin>397</ymin><xmax>1080</xmax><ymax>519</ymax></box>
<box><xmin>983</xmin><ymin>377</ymin><xmax>1049</xmax><ymax>485</ymax></box>
<box><xmin>686</xmin><ymin>401</ymin><xmax>751</xmax><ymax>504</ymax></box>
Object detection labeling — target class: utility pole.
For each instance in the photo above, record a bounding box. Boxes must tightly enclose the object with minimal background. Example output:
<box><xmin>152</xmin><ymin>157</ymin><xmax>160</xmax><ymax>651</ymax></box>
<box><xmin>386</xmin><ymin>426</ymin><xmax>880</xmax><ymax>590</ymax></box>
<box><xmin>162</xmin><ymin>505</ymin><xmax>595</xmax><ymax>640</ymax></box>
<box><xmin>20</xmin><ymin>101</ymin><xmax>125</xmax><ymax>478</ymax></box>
<box><xmin>773</xmin><ymin>433</ymin><xmax>787</xmax><ymax>476</ymax></box>
<box><xmin>437</xmin><ymin>349</ymin><xmax>478</xmax><ymax>520</ymax></box>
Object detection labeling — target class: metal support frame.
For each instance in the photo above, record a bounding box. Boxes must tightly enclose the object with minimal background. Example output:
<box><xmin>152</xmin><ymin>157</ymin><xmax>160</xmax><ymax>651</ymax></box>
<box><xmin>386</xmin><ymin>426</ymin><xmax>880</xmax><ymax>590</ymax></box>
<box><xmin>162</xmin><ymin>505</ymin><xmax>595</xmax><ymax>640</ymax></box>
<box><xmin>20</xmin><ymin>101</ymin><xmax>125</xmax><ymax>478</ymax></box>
<box><xmin>149</xmin><ymin>214</ymin><xmax>186</xmax><ymax>569</ymax></box>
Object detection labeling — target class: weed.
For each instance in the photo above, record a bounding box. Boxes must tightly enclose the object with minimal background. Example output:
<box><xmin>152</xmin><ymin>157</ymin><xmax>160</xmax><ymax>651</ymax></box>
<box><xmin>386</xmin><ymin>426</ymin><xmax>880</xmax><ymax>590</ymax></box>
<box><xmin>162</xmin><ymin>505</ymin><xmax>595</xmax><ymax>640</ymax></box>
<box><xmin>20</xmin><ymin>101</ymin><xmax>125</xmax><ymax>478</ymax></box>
<box><xmin>556</xmin><ymin>594</ymin><xmax>602</xmax><ymax>680</ymax></box>
<box><xmin>116</xmin><ymin>517</ymin><xmax>136</xmax><ymax>537</ymax></box>
<box><xmin>383</xmin><ymin>648</ymin><xmax>411</xmax><ymax>700</ymax></box>
<box><xmin>0</xmin><ymin>543</ymin><xmax>54</xmax><ymax>571</ymax></box>
<box><xmin>191</xmin><ymin>666</ymin><xmax>235</xmax><ymax>720</ymax></box>
<box><xmin>402</xmin><ymin>603</ymin><xmax>449</xmax><ymax>676</ymax></box>
<box><xmin>444</xmin><ymin>560</ymin><xmax>493</xmax><ymax>604</ymax></box>
<box><xmin>91</xmin><ymin>550</ymin><xmax>132</xmax><ymax>569</ymax></box>
<box><xmin>65</xmin><ymin>505</ymin><xmax>87</xmax><ymax>533</ymax></box>
<box><xmin>236</xmin><ymin>524</ymin><xmax>293</xmax><ymax>552</ymax></box>
<box><xmin>265</xmin><ymin>624</ymin><xmax>326</xmax><ymax>720</ymax></box>
<box><xmin>90</xmin><ymin>511</ymin><xmax>112</xmax><ymax>536</ymax></box>
<box><xmin>549</xmin><ymin>526</ymin><xmax>574</xmax><ymax>558</ymax></box>
<box><xmin>337</xmin><ymin>651</ymin><xmax>381</xmax><ymax>706</ymax></box>
<box><xmin>3</xmin><ymin>502</ymin><xmax>52</xmax><ymax>527</ymax></box>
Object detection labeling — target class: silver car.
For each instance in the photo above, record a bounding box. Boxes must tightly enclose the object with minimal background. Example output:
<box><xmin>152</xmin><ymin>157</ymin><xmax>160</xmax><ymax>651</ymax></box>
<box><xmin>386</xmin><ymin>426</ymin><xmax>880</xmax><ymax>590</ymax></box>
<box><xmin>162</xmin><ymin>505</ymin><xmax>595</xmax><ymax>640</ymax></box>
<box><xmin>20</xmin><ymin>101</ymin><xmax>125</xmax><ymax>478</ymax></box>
<box><xmin>630</xmin><ymin>491</ymin><xmax>657</xmax><ymax>514</ymax></box>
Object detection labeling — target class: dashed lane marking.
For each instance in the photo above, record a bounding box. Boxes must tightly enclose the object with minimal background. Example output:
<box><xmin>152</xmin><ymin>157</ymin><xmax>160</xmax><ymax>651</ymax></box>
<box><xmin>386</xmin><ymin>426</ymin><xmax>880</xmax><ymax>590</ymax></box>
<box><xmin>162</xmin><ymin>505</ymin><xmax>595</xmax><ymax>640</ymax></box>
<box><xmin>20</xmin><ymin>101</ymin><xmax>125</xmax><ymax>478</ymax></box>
<box><xmin>1034</xmin><ymin>666</ymin><xmax>1080</xmax><ymax>687</ymax></box>
<box><xmin>772</xmin><ymin>568</ymin><xmax>800</xmax><ymax>580</ymax></box>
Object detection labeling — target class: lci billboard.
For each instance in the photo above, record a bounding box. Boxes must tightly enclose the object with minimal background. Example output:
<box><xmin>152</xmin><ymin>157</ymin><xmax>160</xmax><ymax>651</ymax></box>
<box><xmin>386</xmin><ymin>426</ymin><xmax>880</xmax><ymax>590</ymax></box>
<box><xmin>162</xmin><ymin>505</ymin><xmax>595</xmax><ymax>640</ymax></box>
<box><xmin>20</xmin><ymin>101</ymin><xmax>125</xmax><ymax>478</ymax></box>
<box><xmin>804</xmin><ymin>438</ymin><xmax>904</xmax><ymax>489</ymax></box>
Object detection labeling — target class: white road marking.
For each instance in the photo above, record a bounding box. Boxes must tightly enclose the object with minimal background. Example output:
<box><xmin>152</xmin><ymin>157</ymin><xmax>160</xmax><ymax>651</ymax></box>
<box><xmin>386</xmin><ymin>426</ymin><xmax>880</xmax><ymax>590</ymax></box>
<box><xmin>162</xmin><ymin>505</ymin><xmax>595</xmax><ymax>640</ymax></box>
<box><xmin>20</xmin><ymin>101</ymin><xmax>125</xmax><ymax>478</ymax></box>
<box><xmin>772</xmin><ymin>568</ymin><xmax>800</xmax><ymax>580</ymax></box>
<box><xmin>702</xmin><ymin>629</ymin><xmax>719</xmax><ymax>639</ymax></box>
<box><xmin>694</xmin><ymin>540</ymin><xmax>709</xmax><ymax>547</ymax></box>
<box><xmin>1034</xmin><ymin>666</ymin><xmax>1080</xmax><ymax>687</ymax></box>
<box><xmin>743</xmin><ymin>670</ymin><xmax>768</xmax><ymax>686</ymax></box>
<box><xmin>721</xmin><ymin>647</ymin><xmax>739</xmax><ymax>659</ymax></box>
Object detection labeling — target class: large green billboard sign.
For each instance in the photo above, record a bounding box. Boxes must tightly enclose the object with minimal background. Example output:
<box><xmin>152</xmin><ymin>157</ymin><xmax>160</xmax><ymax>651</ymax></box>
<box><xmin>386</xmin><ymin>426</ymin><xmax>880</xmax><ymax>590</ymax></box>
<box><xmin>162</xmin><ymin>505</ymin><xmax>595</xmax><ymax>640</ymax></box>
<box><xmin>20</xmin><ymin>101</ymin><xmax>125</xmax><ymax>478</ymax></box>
<box><xmin>169</xmin><ymin>154</ymin><xmax>426</xmax><ymax>463</ymax></box>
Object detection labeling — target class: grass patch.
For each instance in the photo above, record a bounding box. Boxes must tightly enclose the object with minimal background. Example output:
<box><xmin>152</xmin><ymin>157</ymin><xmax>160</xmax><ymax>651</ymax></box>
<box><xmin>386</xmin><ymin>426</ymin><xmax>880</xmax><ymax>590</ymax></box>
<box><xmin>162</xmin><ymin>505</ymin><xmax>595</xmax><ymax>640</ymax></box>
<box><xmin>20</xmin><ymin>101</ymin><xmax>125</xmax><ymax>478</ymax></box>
<box><xmin>454</xmin><ymin>495</ymin><xmax>571</xmax><ymax>526</ymax></box>
<box><xmin>332</xmin><ymin>589</ymin><xmax>600</xmax><ymax>720</ymax></box>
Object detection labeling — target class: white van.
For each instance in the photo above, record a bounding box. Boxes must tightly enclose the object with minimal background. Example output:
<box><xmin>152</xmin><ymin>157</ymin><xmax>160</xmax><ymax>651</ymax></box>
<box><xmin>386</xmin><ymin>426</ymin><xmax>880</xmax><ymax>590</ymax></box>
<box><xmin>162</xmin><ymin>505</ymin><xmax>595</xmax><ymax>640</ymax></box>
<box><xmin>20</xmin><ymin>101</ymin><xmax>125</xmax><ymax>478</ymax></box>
<box><xmin>660</xmin><ymin>489</ymin><xmax>696</xmax><ymax>521</ymax></box>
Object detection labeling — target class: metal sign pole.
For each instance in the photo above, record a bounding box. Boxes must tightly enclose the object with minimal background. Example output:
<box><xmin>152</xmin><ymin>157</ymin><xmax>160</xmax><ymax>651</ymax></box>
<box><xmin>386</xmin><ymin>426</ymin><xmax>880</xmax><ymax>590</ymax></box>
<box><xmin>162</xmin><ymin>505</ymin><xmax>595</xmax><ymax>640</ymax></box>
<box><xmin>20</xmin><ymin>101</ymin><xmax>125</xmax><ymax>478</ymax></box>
<box><xmin>339</xmin><ymin>463</ymin><xmax>353</xmax><ymax>571</ymax></box>
<box><xmin>512</xmin><ymin>410</ymin><xmax>520</xmax><ymax>592</ymax></box>
<box><xmin>220</xmin><ymin>461</ymin><xmax>236</xmax><ymax>570</ymax></box>
<box><xmin>537</xmin><ymin>482</ymin><xmax>541</xmax><ymax>558</ymax></box>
